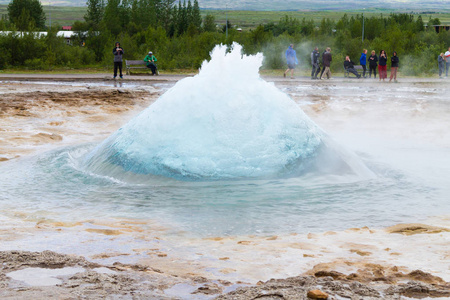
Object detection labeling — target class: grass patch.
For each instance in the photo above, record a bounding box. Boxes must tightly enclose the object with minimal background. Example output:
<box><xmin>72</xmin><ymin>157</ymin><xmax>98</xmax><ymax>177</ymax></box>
<box><xmin>1</xmin><ymin>5</ymin><xmax>449</xmax><ymax>29</ymax></box>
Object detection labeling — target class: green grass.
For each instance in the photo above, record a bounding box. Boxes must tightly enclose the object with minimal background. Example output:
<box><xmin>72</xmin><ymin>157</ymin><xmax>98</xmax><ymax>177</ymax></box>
<box><xmin>0</xmin><ymin>5</ymin><xmax>86</xmax><ymax>27</ymax></box>
<box><xmin>207</xmin><ymin>9</ymin><xmax>450</xmax><ymax>29</ymax></box>
<box><xmin>1</xmin><ymin>4</ymin><xmax>449</xmax><ymax>29</ymax></box>
<box><xmin>42</xmin><ymin>6</ymin><xmax>86</xmax><ymax>26</ymax></box>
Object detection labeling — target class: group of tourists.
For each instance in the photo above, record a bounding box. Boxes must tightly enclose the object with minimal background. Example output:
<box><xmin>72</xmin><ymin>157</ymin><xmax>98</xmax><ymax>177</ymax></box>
<box><xmin>311</xmin><ymin>46</ymin><xmax>399</xmax><ymax>82</ymax></box>
<box><xmin>310</xmin><ymin>47</ymin><xmax>333</xmax><ymax>80</ymax></box>
<box><xmin>285</xmin><ymin>44</ymin><xmax>450</xmax><ymax>81</ymax></box>
<box><xmin>438</xmin><ymin>47</ymin><xmax>450</xmax><ymax>78</ymax></box>
<box><xmin>356</xmin><ymin>49</ymin><xmax>399</xmax><ymax>82</ymax></box>
<box><xmin>113</xmin><ymin>42</ymin><xmax>450</xmax><ymax>80</ymax></box>
<box><xmin>112</xmin><ymin>42</ymin><xmax>158</xmax><ymax>79</ymax></box>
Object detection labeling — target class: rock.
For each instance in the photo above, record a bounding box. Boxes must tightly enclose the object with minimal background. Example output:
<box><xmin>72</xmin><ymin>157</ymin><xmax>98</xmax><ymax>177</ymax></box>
<box><xmin>307</xmin><ymin>289</ymin><xmax>328</xmax><ymax>299</ymax></box>
<box><xmin>314</xmin><ymin>270</ymin><xmax>345</xmax><ymax>280</ymax></box>
<box><xmin>407</xmin><ymin>270</ymin><xmax>445</xmax><ymax>284</ymax></box>
<box><xmin>385</xmin><ymin>281</ymin><xmax>450</xmax><ymax>298</ymax></box>
<box><xmin>386</xmin><ymin>223</ymin><xmax>450</xmax><ymax>235</ymax></box>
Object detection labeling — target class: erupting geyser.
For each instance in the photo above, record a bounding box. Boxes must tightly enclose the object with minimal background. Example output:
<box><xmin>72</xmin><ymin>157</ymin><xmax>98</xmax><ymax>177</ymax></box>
<box><xmin>83</xmin><ymin>43</ymin><xmax>372</xmax><ymax>180</ymax></box>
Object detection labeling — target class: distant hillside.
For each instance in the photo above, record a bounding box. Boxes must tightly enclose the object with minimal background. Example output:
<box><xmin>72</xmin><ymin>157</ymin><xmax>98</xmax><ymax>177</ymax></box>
<box><xmin>199</xmin><ymin>0</ymin><xmax>450</xmax><ymax>11</ymax></box>
<box><xmin>0</xmin><ymin>0</ymin><xmax>449</xmax><ymax>11</ymax></box>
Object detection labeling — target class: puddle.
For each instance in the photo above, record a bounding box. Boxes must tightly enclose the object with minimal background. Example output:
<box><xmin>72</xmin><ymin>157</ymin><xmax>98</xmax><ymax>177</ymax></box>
<box><xmin>7</xmin><ymin>267</ymin><xmax>85</xmax><ymax>286</ymax></box>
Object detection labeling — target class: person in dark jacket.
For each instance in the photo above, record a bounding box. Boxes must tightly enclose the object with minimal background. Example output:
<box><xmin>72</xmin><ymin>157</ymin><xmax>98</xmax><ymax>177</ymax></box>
<box><xmin>359</xmin><ymin>49</ymin><xmax>367</xmax><ymax>78</ymax></box>
<box><xmin>378</xmin><ymin>50</ymin><xmax>388</xmax><ymax>81</ymax></box>
<box><xmin>319</xmin><ymin>49</ymin><xmax>327</xmax><ymax>79</ymax></box>
<box><xmin>113</xmin><ymin>42</ymin><xmax>124</xmax><ymax>79</ymax></box>
<box><xmin>311</xmin><ymin>47</ymin><xmax>321</xmax><ymax>80</ymax></box>
<box><xmin>389</xmin><ymin>51</ymin><xmax>399</xmax><ymax>82</ymax></box>
<box><xmin>344</xmin><ymin>56</ymin><xmax>361</xmax><ymax>78</ymax></box>
<box><xmin>320</xmin><ymin>47</ymin><xmax>332</xmax><ymax>79</ymax></box>
<box><xmin>368</xmin><ymin>50</ymin><xmax>378</xmax><ymax>78</ymax></box>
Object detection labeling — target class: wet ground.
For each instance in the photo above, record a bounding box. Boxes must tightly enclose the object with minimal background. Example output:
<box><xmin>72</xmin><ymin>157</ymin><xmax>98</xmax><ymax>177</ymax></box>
<box><xmin>0</xmin><ymin>74</ymin><xmax>449</xmax><ymax>299</ymax></box>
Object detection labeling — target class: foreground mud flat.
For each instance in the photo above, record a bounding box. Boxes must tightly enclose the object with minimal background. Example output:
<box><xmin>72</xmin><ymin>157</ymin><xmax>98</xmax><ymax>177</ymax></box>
<box><xmin>1</xmin><ymin>248</ymin><xmax>449</xmax><ymax>299</ymax></box>
<box><xmin>1</xmin><ymin>77</ymin><xmax>449</xmax><ymax>299</ymax></box>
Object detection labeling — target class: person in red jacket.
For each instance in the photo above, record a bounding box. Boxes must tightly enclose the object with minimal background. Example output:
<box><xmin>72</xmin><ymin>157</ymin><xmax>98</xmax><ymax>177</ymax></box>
<box><xmin>389</xmin><ymin>51</ymin><xmax>399</xmax><ymax>82</ymax></box>
<box><xmin>378</xmin><ymin>50</ymin><xmax>388</xmax><ymax>82</ymax></box>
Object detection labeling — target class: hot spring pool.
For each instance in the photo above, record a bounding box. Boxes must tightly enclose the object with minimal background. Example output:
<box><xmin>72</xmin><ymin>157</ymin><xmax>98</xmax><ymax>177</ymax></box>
<box><xmin>0</xmin><ymin>44</ymin><xmax>449</xmax><ymax>239</ymax></box>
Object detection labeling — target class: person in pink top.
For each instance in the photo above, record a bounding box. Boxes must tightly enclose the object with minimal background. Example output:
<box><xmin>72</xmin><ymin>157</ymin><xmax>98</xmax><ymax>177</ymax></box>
<box><xmin>445</xmin><ymin>47</ymin><xmax>450</xmax><ymax>78</ymax></box>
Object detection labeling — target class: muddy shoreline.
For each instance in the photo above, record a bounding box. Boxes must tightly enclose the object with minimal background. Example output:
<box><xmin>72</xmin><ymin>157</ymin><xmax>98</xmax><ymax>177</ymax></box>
<box><xmin>1</xmin><ymin>249</ymin><xmax>449</xmax><ymax>299</ymax></box>
<box><xmin>1</xmin><ymin>77</ymin><xmax>449</xmax><ymax>299</ymax></box>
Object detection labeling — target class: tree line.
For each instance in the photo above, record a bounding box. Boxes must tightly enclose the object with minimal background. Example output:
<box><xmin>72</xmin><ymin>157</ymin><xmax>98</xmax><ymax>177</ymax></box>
<box><xmin>0</xmin><ymin>0</ymin><xmax>449</xmax><ymax>76</ymax></box>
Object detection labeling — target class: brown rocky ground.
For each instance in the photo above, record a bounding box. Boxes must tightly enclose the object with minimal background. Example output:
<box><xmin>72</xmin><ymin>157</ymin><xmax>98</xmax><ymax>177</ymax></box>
<box><xmin>0</xmin><ymin>81</ymin><xmax>160</xmax><ymax>160</ymax></box>
<box><xmin>1</xmin><ymin>250</ymin><xmax>450</xmax><ymax>299</ymax></box>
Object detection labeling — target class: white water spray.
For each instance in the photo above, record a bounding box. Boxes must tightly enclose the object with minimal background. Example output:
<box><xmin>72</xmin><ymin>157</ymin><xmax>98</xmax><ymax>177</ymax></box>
<box><xmin>83</xmin><ymin>43</ymin><xmax>371</xmax><ymax>181</ymax></box>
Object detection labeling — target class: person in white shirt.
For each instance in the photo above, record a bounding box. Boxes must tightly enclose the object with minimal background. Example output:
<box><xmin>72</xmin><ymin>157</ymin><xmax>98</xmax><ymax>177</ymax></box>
<box><xmin>445</xmin><ymin>47</ymin><xmax>450</xmax><ymax>77</ymax></box>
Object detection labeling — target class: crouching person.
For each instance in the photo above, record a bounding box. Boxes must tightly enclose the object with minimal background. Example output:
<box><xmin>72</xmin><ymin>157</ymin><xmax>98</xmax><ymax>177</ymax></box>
<box><xmin>344</xmin><ymin>56</ymin><xmax>361</xmax><ymax>78</ymax></box>
<box><xmin>144</xmin><ymin>51</ymin><xmax>158</xmax><ymax>75</ymax></box>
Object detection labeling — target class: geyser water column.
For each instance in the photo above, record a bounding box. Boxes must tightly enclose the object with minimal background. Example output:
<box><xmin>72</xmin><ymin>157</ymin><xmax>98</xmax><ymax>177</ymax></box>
<box><xmin>82</xmin><ymin>43</ymin><xmax>368</xmax><ymax>181</ymax></box>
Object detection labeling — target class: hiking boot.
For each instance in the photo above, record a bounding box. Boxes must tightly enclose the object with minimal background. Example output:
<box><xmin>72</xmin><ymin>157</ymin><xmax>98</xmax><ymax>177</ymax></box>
<box><xmin>120</xmin><ymin>75</ymin><xmax>123</xmax><ymax>79</ymax></box>
<box><xmin>283</xmin><ymin>73</ymin><xmax>286</xmax><ymax>78</ymax></box>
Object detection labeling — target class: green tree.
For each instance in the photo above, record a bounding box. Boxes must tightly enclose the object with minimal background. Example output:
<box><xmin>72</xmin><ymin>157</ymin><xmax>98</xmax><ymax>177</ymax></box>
<box><xmin>186</xmin><ymin>0</ymin><xmax>193</xmax><ymax>25</ymax></box>
<box><xmin>318</xmin><ymin>18</ymin><xmax>334</xmax><ymax>36</ymax></box>
<box><xmin>192</xmin><ymin>0</ymin><xmax>202</xmax><ymax>31</ymax></box>
<box><xmin>176</xmin><ymin>0</ymin><xmax>187</xmax><ymax>35</ymax></box>
<box><xmin>7</xmin><ymin>0</ymin><xmax>46</xmax><ymax>30</ymax></box>
<box><xmin>130</xmin><ymin>0</ymin><xmax>157</xmax><ymax>30</ymax></box>
<box><xmin>159</xmin><ymin>0</ymin><xmax>176</xmax><ymax>33</ymax></box>
<box><xmin>102</xmin><ymin>0</ymin><xmax>131</xmax><ymax>36</ymax></box>
<box><xmin>13</xmin><ymin>8</ymin><xmax>36</xmax><ymax>31</ymax></box>
<box><xmin>203</xmin><ymin>13</ymin><xmax>216</xmax><ymax>32</ymax></box>
<box><xmin>415</xmin><ymin>15</ymin><xmax>424</xmax><ymax>32</ymax></box>
<box><xmin>85</xmin><ymin>0</ymin><xmax>104</xmax><ymax>29</ymax></box>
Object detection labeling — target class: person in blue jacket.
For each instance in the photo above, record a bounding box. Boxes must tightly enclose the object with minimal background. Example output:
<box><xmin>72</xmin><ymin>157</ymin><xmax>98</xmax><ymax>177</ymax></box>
<box><xmin>359</xmin><ymin>49</ymin><xmax>367</xmax><ymax>78</ymax></box>
<box><xmin>283</xmin><ymin>44</ymin><xmax>298</xmax><ymax>79</ymax></box>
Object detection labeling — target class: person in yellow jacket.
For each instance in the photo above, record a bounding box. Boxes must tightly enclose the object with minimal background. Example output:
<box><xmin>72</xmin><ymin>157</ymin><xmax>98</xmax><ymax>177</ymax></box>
<box><xmin>144</xmin><ymin>51</ymin><xmax>158</xmax><ymax>75</ymax></box>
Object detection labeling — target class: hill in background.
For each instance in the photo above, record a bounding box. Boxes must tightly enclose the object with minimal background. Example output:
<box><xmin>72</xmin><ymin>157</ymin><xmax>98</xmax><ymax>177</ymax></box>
<box><xmin>0</xmin><ymin>0</ymin><xmax>449</xmax><ymax>11</ymax></box>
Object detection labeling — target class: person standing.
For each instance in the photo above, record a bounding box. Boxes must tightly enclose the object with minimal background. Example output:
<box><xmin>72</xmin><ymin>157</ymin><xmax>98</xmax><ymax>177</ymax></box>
<box><xmin>378</xmin><ymin>50</ymin><xmax>388</xmax><ymax>82</ymax></box>
<box><xmin>445</xmin><ymin>47</ymin><xmax>450</xmax><ymax>78</ymax></box>
<box><xmin>368</xmin><ymin>50</ymin><xmax>378</xmax><ymax>78</ymax></box>
<box><xmin>283</xmin><ymin>44</ymin><xmax>298</xmax><ymax>79</ymax></box>
<box><xmin>319</xmin><ymin>48</ymin><xmax>327</xmax><ymax>79</ymax></box>
<box><xmin>144</xmin><ymin>51</ymin><xmax>158</xmax><ymax>75</ymax></box>
<box><xmin>359</xmin><ymin>49</ymin><xmax>367</xmax><ymax>78</ymax></box>
<box><xmin>389</xmin><ymin>51</ymin><xmax>399</xmax><ymax>82</ymax></box>
<box><xmin>311</xmin><ymin>47</ymin><xmax>321</xmax><ymax>80</ymax></box>
<box><xmin>320</xmin><ymin>47</ymin><xmax>332</xmax><ymax>80</ymax></box>
<box><xmin>438</xmin><ymin>53</ymin><xmax>445</xmax><ymax>78</ymax></box>
<box><xmin>113</xmin><ymin>42</ymin><xmax>124</xmax><ymax>79</ymax></box>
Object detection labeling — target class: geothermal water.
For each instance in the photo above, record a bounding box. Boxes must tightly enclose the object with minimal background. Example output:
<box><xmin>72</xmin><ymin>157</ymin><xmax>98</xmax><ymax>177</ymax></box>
<box><xmin>0</xmin><ymin>44</ymin><xmax>449</xmax><ymax>239</ymax></box>
<box><xmin>82</xmin><ymin>44</ymin><xmax>372</xmax><ymax>181</ymax></box>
